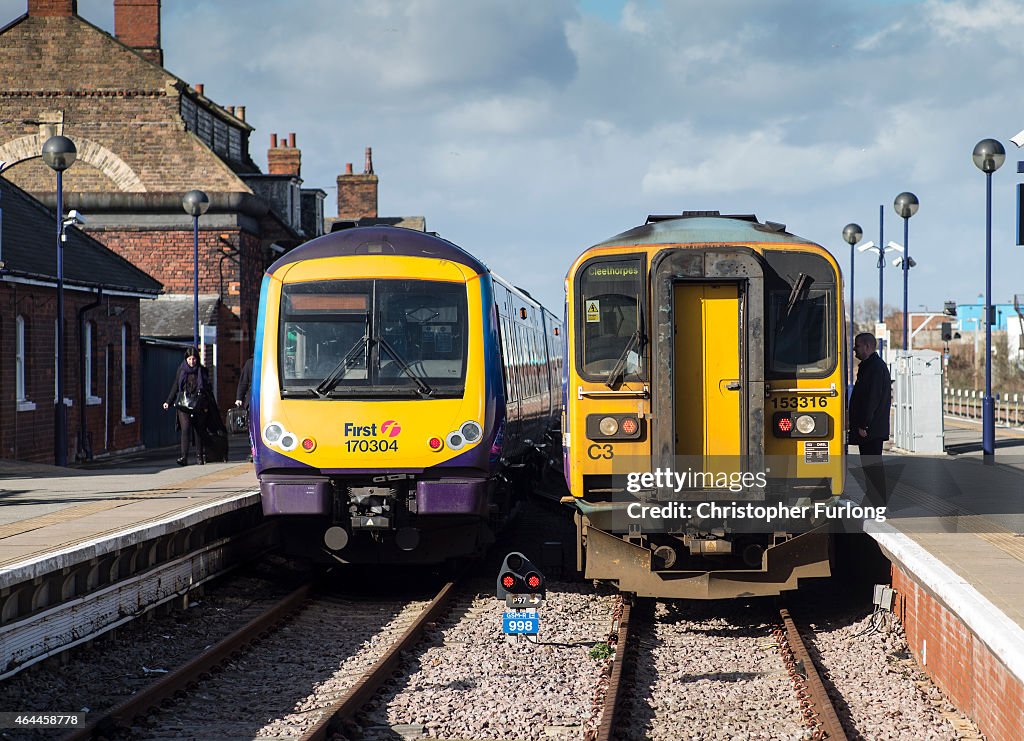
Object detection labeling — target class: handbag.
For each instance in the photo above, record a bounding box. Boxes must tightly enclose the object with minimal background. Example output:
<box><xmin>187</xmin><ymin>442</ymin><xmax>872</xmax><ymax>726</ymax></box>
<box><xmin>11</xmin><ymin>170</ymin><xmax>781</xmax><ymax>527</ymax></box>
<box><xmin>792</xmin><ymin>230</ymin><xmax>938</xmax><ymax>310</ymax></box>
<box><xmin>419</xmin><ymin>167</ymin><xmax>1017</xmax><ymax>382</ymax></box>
<box><xmin>174</xmin><ymin>389</ymin><xmax>201</xmax><ymax>413</ymax></box>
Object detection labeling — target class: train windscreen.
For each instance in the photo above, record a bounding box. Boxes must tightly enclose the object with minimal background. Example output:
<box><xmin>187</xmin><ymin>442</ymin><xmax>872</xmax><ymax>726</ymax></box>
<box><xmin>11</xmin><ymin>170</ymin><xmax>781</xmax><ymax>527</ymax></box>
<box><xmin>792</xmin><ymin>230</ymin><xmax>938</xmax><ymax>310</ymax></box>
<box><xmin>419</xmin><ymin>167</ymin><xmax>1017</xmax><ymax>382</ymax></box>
<box><xmin>577</xmin><ymin>257</ymin><xmax>645</xmax><ymax>382</ymax></box>
<box><xmin>279</xmin><ymin>279</ymin><xmax>468</xmax><ymax>398</ymax></box>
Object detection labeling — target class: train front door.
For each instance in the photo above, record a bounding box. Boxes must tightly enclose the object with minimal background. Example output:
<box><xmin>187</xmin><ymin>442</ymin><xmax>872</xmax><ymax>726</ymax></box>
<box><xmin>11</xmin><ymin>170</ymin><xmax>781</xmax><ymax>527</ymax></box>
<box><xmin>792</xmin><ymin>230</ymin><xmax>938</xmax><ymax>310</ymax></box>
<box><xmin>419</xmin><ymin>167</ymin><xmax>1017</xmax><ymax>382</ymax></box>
<box><xmin>673</xmin><ymin>282</ymin><xmax>743</xmax><ymax>460</ymax></box>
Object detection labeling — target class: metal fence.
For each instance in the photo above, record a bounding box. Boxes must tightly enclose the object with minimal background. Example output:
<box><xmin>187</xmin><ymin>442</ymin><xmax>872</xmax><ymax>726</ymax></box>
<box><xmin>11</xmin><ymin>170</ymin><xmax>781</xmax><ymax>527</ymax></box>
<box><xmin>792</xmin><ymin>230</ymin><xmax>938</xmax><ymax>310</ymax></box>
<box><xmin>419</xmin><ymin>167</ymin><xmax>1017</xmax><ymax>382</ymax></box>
<box><xmin>942</xmin><ymin>386</ymin><xmax>1024</xmax><ymax>427</ymax></box>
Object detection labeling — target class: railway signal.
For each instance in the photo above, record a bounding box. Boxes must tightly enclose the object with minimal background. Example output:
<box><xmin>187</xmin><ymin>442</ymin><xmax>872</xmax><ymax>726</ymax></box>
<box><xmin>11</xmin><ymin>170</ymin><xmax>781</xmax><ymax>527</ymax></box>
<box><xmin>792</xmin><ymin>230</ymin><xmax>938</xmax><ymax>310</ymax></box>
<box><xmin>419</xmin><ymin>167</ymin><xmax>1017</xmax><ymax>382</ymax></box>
<box><xmin>497</xmin><ymin>552</ymin><xmax>544</xmax><ymax>636</ymax></box>
<box><xmin>496</xmin><ymin>552</ymin><xmax>545</xmax><ymax>600</ymax></box>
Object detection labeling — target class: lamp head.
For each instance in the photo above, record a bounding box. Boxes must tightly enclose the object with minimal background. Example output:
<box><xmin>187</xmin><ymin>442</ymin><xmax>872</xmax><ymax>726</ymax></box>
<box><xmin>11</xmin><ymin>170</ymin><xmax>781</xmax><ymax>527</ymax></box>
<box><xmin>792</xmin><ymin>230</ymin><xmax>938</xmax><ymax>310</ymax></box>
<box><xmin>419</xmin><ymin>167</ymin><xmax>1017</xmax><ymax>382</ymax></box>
<box><xmin>41</xmin><ymin>135</ymin><xmax>77</xmax><ymax>172</ymax></box>
<box><xmin>857</xmin><ymin>240</ymin><xmax>877</xmax><ymax>253</ymax></box>
<box><xmin>182</xmin><ymin>189</ymin><xmax>210</xmax><ymax>217</ymax></box>
<box><xmin>972</xmin><ymin>138</ymin><xmax>1006</xmax><ymax>173</ymax></box>
<box><xmin>893</xmin><ymin>192</ymin><xmax>919</xmax><ymax>219</ymax></box>
<box><xmin>842</xmin><ymin>223</ymin><xmax>863</xmax><ymax>245</ymax></box>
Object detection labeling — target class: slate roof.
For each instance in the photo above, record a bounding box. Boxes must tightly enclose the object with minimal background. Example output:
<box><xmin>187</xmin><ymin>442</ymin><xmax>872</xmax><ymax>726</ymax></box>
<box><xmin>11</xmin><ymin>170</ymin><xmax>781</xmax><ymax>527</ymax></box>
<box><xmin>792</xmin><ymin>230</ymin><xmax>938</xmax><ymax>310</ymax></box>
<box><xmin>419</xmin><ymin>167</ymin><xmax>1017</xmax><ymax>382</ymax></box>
<box><xmin>140</xmin><ymin>294</ymin><xmax>220</xmax><ymax>339</ymax></box>
<box><xmin>0</xmin><ymin>177</ymin><xmax>162</xmax><ymax>295</ymax></box>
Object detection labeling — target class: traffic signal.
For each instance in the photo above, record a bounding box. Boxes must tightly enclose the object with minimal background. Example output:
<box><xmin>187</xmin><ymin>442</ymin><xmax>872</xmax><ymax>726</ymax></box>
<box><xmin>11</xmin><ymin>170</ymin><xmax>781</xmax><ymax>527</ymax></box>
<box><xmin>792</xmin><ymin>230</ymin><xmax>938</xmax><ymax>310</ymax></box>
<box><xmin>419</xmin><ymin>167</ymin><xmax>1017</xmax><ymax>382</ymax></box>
<box><xmin>496</xmin><ymin>552</ymin><xmax>545</xmax><ymax>599</ymax></box>
<box><xmin>941</xmin><ymin>322</ymin><xmax>952</xmax><ymax>342</ymax></box>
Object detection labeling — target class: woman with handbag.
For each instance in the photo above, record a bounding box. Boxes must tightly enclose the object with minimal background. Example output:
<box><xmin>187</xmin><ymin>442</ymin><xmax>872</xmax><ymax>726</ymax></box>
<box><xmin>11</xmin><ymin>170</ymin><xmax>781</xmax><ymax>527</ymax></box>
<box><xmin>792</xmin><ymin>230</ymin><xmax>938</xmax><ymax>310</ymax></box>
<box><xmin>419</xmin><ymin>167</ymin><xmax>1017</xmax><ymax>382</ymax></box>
<box><xmin>162</xmin><ymin>346</ymin><xmax>210</xmax><ymax>466</ymax></box>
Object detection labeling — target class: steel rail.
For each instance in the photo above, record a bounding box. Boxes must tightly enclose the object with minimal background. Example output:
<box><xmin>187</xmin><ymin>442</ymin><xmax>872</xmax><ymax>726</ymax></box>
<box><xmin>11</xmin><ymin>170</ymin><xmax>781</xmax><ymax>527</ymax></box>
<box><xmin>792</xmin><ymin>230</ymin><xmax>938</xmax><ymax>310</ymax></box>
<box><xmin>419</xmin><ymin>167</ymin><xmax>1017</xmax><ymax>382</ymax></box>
<box><xmin>298</xmin><ymin>579</ymin><xmax>459</xmax><ymax>741</ymax></box>
<box><xmin>593</xmin><ymin>596</ymin><xmax>638</xmax><ymax>741</ymax></box>
<box><xmin>63</xmin><ymin>583</ymin><xmax>312</xmax><ymax>740</ymax></box>
<box><xmin>778</xmin><ymin>606</ymin><xmax>848</xmax><ymax>740</ymax></box>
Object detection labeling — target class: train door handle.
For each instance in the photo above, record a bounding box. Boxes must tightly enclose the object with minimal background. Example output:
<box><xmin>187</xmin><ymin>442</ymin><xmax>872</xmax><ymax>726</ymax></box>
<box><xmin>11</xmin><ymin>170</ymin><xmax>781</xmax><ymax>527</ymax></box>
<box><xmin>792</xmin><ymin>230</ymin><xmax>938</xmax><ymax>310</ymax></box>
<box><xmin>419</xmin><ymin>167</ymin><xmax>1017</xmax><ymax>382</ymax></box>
<box><xmin>725</xmin><ymin>381</ymin><xmax>742</xmax><ymax>391</ymax></box>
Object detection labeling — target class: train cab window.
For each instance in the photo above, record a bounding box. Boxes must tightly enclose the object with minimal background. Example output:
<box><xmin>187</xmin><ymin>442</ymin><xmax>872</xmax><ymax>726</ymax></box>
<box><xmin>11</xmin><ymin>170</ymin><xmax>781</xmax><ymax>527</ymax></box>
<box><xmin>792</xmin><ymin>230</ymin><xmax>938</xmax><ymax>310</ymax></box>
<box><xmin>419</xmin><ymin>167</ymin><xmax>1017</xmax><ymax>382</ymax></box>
<box><xmin>279</xmin><ymin>279</ymin><xmax>468</xmax><ymax>398</ymax></box>
<box><xmin>768</xmin><ymin>289</ymin><xmax>834</xmax><ymax>375</ymax></box>
<box><xmin>577</xmin><ymin>257</ymin><xmax>645</xmax><ymax>381</ymax></box>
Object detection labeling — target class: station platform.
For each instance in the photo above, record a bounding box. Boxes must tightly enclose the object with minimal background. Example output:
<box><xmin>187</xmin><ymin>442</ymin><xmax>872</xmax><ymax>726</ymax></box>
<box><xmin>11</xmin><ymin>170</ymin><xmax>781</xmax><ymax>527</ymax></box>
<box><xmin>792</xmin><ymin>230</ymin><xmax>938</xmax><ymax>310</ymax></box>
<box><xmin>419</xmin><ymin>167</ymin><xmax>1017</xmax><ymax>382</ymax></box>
<box><xmin>848</xmin><ymin>420</ymin><xmax>1024</xmax><ymax>741</ymax></box>
<box><xmin>0</xmin><ymin>434</ymin><xmax>259</xmax><ymax>589</ymax></box>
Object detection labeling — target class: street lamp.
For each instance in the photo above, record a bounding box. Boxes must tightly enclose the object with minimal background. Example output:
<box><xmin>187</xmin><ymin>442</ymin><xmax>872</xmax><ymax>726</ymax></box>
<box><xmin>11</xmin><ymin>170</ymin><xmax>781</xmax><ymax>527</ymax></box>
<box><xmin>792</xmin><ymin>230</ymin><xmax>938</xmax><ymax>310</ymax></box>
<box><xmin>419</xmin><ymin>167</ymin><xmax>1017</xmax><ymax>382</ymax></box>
<box><xmin>41</xmin><ymin>135</ymin><xmax>77</xmax><ymax>467</ymax></box>
<box><xmin>842</xmin><ymin>223</ymin><xmax>863</xmax><ymax>391</ymax></box>
<box><xmin>182</xmin><ymin>190</ymin><xmax>210</xmax><ymax>350</ymax></box>
<box><xmin>972</xmin><ymin>138</ymin><xmax>1005</xmax><ymax>457</ymax></box>
<box><xmin>893</xmin><ymin>192</ymin><xmax>919</xmax><ymax>351</ymax></box>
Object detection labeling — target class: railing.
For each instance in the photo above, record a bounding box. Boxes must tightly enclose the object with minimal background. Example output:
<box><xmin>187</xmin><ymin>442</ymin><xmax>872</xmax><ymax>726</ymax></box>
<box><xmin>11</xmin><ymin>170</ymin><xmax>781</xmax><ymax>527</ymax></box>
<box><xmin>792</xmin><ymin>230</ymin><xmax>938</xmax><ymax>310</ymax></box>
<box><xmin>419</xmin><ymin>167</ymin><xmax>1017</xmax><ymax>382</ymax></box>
<box><xmin>942</xmin><ymin>386</ymin><xmax>1024</xmax><ymax>427</ymax></box>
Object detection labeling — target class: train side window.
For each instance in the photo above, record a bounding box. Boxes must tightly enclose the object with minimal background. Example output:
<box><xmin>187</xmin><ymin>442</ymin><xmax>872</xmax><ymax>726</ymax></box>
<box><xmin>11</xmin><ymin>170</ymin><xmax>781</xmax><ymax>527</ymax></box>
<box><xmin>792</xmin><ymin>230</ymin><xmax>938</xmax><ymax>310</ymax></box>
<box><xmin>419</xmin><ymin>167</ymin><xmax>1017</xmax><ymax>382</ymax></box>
<box><xmin>768</xmin><ymin>289</ymin><xmax>833</xmax><ymax>375</ymax></box>
<box><xmin>577</xmin><ymin>257</ymin><xmax>644</xmax><ymax>380</ymax></box>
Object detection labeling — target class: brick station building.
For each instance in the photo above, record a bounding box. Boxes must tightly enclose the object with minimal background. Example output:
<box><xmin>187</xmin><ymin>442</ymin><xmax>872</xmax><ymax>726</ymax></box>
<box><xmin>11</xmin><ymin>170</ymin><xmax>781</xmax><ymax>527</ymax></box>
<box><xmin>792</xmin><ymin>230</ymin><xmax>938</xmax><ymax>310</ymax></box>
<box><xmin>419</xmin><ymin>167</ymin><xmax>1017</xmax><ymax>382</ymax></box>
<box><xmin>0</xmin><ymin>0</ymin><xmax>324</xmax><ymax>453</ymax></box>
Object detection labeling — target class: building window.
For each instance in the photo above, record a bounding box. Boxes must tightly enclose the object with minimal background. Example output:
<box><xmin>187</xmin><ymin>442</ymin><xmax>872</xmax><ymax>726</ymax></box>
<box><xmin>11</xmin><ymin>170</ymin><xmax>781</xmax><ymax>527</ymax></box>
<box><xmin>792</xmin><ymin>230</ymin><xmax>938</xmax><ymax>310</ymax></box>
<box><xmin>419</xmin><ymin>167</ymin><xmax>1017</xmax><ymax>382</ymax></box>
<box><xmin>85</xmin><ymin>320</ymin><xmax>100</xmax><ymax>404</ymax></box>
<box><xmin>16</xmin><ymin>315</ymin><xmax>27</xmax><ymax>401</ymax></box>
<box><xmin>121</xmin><ymin>323</ymin><xmax>135</xmax><ymax>423</ymax></box>
<box><xmin>17</xmin><ymin>315</ymin><xmax>35</xmax><ymax>412</ymax></box>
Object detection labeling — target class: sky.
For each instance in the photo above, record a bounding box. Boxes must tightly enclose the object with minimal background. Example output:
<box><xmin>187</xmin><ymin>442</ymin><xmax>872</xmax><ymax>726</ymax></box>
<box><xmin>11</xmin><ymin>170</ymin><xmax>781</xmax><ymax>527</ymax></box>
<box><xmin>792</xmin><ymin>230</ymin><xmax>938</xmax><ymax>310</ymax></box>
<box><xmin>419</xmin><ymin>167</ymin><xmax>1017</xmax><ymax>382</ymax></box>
<box><xmin>5</xmin><ymin>0</ymin><xmax>1024</xmax><ymax>316</ymax></box>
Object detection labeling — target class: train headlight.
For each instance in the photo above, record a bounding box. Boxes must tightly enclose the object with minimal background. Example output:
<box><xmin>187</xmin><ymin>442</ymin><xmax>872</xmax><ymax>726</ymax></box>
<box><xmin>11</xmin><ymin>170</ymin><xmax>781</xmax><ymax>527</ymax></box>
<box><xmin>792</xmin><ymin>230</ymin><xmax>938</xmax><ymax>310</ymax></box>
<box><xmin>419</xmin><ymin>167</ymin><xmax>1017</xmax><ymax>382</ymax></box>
<box><xmin>279</xmin><ymin>433</ymin><xmax>298</xmax><ymax>452</ymax></box>
<box><xmin>460</xmin><ymin>421</ymin><xmax>482</xmax><ymax>443</ymax></box>
<box><xmin>263</xmin><ymin>422</ymin><xmax>284</xmax><ymax>444</ymax></box>
<box><xmin>598</xmin><ymin>416</ymin><xmax>619</xmax><ymax>436</ymax></box>
<box><xmin>795</xmin><ymin>415</ymin><xmax>816</xmax><ymax>435</ymax></box>
<box><xmin>446</xmin><ymin>431</ymin><xmax>466</xmax><ymax>450</ymax></box>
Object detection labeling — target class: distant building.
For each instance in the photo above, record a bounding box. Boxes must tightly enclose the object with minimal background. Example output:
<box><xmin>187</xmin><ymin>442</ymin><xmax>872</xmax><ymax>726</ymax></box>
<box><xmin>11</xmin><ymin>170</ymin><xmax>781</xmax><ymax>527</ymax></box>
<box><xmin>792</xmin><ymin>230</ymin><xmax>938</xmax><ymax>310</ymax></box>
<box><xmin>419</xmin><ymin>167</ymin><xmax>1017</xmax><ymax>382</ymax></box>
<box><xmin>953</xmin><ymin>302</ymin><xmax>1018</xmax><ymax>333</ymax></box>
<box><xmin>0</xmin><ymin>0</ymin><xmax>325</xmax><ymax>416</ymax></box>
<box><xmin>0</xmin><ymin>177</ymin><xmax>161</xmax><ymax>463</ymax></box>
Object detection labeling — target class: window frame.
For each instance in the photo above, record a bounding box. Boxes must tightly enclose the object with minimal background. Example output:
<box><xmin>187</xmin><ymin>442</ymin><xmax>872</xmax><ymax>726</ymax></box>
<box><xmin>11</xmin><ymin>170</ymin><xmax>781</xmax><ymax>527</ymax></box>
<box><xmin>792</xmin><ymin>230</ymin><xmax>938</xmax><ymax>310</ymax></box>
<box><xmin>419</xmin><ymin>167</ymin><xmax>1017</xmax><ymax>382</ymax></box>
<box><xmin>765</xmin><ymin>286</ymin><xmax>837</xmax><ymax>379</ymax></box>
<box><xmin>573</xmin><ymin>253</ymin><xmax>648</xmax><ymax>383</ymax></box>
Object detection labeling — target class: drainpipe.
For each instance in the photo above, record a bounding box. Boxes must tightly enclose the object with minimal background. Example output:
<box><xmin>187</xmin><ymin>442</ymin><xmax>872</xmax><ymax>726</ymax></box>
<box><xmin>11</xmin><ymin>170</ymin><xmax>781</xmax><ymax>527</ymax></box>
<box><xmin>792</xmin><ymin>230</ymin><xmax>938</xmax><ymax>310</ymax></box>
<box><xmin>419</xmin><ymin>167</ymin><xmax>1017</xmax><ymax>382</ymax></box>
<box><xmin>77</xmin><ymin>288</ymin><xmax>102</xmax><ymax>461</ymax></box>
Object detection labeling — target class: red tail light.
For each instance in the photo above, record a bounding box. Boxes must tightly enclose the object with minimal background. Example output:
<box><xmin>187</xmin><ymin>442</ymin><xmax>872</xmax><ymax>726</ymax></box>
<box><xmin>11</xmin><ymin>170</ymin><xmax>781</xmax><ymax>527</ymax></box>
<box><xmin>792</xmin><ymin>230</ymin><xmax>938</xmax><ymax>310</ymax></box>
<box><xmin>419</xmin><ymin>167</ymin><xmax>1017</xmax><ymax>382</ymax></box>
<box><xmin>429</xmin><ymin>437</ymin><xmax>443</xmax><ymax>451</ymax></box>
<box><xmin>777</xmin><ymin>417</ymin><xmax>792</xmax><ymax>433</ymax></box>
<box><xmin>621</xmin><ymin>417</ymin><xmax>638</xmax><ymax>436</ymax></box>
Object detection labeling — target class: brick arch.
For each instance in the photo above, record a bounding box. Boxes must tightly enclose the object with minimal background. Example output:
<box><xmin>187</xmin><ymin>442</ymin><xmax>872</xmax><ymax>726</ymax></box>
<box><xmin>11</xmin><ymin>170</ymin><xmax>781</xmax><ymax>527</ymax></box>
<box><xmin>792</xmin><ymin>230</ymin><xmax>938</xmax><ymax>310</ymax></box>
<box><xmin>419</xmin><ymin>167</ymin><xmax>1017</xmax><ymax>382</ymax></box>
<box><xmin>0</xmin><ymin>134</ymin><xmax>146</xmax><ymax>192</ymax></box>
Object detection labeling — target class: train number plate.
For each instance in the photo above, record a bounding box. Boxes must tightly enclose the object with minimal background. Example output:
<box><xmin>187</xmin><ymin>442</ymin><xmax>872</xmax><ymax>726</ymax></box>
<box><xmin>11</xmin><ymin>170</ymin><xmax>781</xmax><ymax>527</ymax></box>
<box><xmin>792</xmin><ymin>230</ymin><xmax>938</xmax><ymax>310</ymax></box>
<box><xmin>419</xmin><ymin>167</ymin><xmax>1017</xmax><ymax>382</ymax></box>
<box><xmin>502</xmin><ymin>610</ymin><xmax>540</xmax><ymax>635</ymax></box>
<box><xmin>769</xmin><ymin>396</ymin><xmax>829</xmax><ymax>410</ymax></box>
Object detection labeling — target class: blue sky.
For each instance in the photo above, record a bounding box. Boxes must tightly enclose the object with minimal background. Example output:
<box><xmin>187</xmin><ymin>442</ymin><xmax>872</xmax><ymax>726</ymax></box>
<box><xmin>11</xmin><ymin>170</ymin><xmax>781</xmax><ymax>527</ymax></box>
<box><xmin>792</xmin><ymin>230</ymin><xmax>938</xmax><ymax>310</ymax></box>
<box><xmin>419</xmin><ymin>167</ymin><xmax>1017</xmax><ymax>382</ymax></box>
<box><xmin>4</xmin><ymin>0</ymin><xmax>1024</xmax><ymax>317</ymax></box>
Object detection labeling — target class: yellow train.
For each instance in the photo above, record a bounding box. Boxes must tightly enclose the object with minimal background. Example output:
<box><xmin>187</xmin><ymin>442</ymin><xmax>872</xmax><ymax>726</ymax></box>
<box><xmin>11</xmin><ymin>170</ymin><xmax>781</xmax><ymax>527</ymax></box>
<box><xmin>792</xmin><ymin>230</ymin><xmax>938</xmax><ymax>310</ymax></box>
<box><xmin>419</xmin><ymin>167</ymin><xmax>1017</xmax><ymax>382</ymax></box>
<box><xmin>562</xmin><ymin>211</ymin><xmax>846</xmax><ymax>598</ymax></box>
<box><xmin>252</xmin><ymin>226</ymin><xmax>563</xmax><ymax>565</ymax></box>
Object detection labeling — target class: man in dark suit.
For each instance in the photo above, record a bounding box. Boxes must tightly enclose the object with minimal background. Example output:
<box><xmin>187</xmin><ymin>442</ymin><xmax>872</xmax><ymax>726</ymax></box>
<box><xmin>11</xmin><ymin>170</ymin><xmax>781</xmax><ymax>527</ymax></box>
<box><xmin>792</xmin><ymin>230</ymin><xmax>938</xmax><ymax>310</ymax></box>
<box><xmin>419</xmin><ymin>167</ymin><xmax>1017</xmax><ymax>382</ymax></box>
<box><xmin>849</xmin><ymin>333</ymin><xmax>891</xmax><ymax>504</ymax></box>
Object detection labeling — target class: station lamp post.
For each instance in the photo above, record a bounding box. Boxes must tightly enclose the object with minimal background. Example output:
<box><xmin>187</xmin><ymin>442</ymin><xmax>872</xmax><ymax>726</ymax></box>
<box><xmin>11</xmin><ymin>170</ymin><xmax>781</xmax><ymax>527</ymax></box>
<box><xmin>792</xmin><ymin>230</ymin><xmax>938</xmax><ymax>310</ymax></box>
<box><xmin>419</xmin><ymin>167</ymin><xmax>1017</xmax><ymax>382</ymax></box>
<box><xmin>42</xmin><ymin>135</ymin><xmax>77</xmax><ymax>467</ymax></box>
<box><xmin>972</xmin><ymin>138</ymin><xmax>1005</xmax><ymax>458</ymax></box>
<box><xmin>182</xmin><ymin>190</ymin><xmax>210</xmax><ymax>350</ymax></box>
<box><xmin>842</xmin><ymin>223</ymin><xmax>863</xmax><ymax>391</ymax></box>
<box><xmin>893</xmin><ymin>192</ymin><xmax>919</xmax><ymax>350</ymax></box>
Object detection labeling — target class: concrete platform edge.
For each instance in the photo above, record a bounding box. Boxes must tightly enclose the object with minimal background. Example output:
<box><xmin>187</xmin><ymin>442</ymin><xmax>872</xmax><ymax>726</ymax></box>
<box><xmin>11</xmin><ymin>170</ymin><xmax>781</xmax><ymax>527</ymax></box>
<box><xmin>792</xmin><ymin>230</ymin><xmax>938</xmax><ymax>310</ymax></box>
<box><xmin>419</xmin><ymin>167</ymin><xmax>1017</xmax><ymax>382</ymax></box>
<box><xmin>0</xmin><ymin>489</ymin><xmax>260</xmax><ymax>588</ymax></box>
<box><xmin>864</xmin><ymin>518</ymin><xmax>1024</xmax><ymax>684</ymax></box>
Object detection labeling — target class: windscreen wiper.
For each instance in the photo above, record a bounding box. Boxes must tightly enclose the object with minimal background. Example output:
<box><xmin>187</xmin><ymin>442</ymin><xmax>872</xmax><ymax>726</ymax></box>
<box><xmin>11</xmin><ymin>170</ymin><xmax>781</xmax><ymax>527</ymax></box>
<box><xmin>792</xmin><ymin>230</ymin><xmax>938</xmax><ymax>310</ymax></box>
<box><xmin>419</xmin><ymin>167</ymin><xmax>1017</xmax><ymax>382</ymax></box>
<box><xmin>376</xmin><ymin>335</ymin><xmax>434</xmax><ymax>397</ymax></box>
<box><xmin>314</xmin><ymin>330</ymin><xmax>369</xmax><ymax>397</ymax></box>
<box><xmin>605</xmin><ymin>307</ymin><xmax>646</xmax><ymax>389</ymax></box>
<box><xmin>776</xmin><ymin>273</ymin><xmax>813</xmax><ymax>335</ymax></box>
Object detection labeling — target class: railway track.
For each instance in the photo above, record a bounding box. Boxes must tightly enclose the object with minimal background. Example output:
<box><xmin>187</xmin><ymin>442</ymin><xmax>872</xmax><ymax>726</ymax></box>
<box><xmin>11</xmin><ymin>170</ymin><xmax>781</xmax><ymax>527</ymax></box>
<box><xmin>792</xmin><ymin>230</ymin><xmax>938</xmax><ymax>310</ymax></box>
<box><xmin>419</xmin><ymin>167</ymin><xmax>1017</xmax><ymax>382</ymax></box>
<box><xmin>590</xmin><ymin>596</ymin><xmax>848</xmax><ymax>740</ymax></box>
<box><xmin>63</xmin><ymin>579</ymin><xmax>458</xmax><ymax>740</ymax></box>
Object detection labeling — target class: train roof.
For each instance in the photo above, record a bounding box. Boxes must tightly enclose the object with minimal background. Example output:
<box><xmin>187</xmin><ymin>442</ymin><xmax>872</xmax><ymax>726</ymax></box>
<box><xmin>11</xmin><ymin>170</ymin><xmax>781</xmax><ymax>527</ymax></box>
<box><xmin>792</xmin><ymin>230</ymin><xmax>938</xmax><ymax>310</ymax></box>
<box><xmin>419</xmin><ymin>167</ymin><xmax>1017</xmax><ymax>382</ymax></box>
<box><xmin>592</xmin><ymin>212</ymin><xmax>818</xmax><ymax>249</ymax></box>
<box><xmin>266</xmin><ymin>225</ymin><xmax>489</xmax><ymax>276</ymax></box>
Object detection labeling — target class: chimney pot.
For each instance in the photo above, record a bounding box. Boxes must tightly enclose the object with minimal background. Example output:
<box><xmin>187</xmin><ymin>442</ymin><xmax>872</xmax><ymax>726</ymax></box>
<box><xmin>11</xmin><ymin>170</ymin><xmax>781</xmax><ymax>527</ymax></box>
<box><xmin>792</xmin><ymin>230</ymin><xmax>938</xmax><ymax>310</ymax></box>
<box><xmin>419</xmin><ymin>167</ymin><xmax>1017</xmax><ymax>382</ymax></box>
<box><xmin>346</xmin><ymin>163</ymin><xmax>353</xmax><ymax>175</ymax></box>
<box><xmin>364</xmin><ymin>146</ymin><xmax>374</xmax><ymax>175</ymax></box>
<box><xmin>270</xmin><ymin>133</ymin><xmax>278</xmax><ymax>148</ymax></box>
<box><xmin>236</xmin><ymin>105</ymin><xmax>245</xmax><ymax>122</ymax></box>
<box><xmin>195</xmin><ymin>83</ymin><xmax>204</xmax><ymax>95</ymax></box>
<box><xmin>226</xmin><ymin>105</ymin><xmax>235</xmax><ymax>115</ymax></box>
<box><xmin>288</xmin><ymin>132</ymin><xmax>296</xmax><ymax>148</ymax></box>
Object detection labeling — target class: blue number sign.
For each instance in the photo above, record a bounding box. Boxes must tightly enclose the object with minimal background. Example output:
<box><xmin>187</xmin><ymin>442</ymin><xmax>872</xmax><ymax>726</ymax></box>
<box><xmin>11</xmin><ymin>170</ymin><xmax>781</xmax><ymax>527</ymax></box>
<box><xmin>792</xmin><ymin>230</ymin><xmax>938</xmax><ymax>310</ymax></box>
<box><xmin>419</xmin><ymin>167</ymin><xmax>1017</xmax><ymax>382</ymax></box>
<box><xmin>502</xmin><ymin>610</ymin><xmax>540</xmax><ymax>635</ymax></box>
